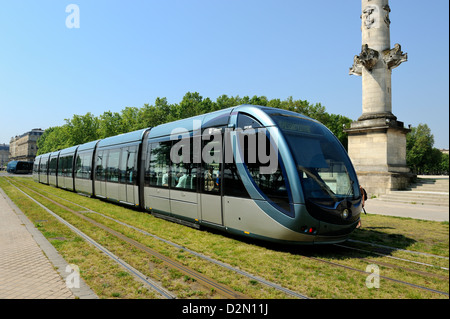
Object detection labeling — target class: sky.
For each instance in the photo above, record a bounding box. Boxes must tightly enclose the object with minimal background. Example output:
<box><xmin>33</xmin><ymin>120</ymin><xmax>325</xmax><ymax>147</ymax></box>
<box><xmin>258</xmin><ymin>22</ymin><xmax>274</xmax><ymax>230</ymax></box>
<box><xmin>0</xmin><ymin>0</ymin><xmax>448</xmax><ymax>149</ymax></box>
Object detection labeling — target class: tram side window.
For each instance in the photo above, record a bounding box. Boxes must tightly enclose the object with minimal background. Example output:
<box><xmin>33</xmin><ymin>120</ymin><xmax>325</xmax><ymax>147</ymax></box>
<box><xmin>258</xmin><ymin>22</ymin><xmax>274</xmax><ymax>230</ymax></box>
<box><xmin>223</xmin><ymin>129</ymin><xmax>250</xmax><ymax>198</ymax></box>
<box><xmin>49</xmin><ymin>158</ymin><xmax>58</xmax><ymax>176</ymax></box>
<box><xmin>58</xmin><ymin>156</ymin><xmax>73</xmax><ymax>177</ymax></box>
<box><xmin>237</xmin><ymin>113</ymin><xmax>262</xmax><ymax>130</ymax></box>
<box><xmin>40</xmin><ymin>158</ymin><xmax>48</xmax><ymax>174</ymax></box>
<box><xmin>223</xmin><ymin>161</ymin><xmax>250</xmax><ymax>198</ymax></box>
<box><xmin>58</xmin><ymin>157</ymin><xmax>64</xmax><ymax>176</ymax></box>
<box><xmin>95</xmin><ymin>151</ymin><xmax>106</xmax><ymax>181</ymax></box>
<box><xmin>119</xmin><ymin>146</ymin><xmax>137</xmax><ymax>185</ymax></box>
<box><xmin>119</xmin><ymin>148</ymin><xmax>128</xmax><ymax>184</ymax></box>
<box><xmin>75</xmin><ymin>153</ymin><xmax>92</xmax><ymax>179</ymax></box>
<box><xmin>106</xmin><ymin>149</ymin><xmax>120</xmax><ymax>183</ymax></box>
<box><xmin>241</xmin><ymin>128</ymin><xmax>291</xmax><ymax>213</ymax></box>
<box><xmin>66</xmin><ymin>156</ymin><xmax>74</xmax><ymax>177</ymax></box>
<box><xmin>127</xmin><ymin>147</ymin><xmax>137</xmax><ymax>185</ymax></box>
<box><xmin>171</xmin><ymin>137</ymin><xmax>197</xmax><ymax>191</ymax></box>
<box><xmin>144</xmin><ymin>144</ymin><xmax>152</xmax><ymax>186</ymax></box>
<box><xmin>33</xmin><ymin>160</ymin><xmax>40</xmax><ymax>174</ymax></box>
<box><xmin>202</xmin><ymin>131</ymin><xmax>221</xmax><ymax>194</ymax></box>
<box><xmin>83</xmin><ymin>153</ymin><xmax>93</xmax><ymax>179</ymax></box>
<box><xmin>147</xmin><ymin>142</ymin><xmax>171</xmax><ymax>187</ymax></box>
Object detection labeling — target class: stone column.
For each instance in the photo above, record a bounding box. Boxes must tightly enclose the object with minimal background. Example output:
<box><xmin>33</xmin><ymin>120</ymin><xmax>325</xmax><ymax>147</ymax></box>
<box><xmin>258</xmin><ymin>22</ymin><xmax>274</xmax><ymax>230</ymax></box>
<box><xmin>346</xmin><ymin>0</ymin><xmax>413</xmax><ymax>196</ymax></box>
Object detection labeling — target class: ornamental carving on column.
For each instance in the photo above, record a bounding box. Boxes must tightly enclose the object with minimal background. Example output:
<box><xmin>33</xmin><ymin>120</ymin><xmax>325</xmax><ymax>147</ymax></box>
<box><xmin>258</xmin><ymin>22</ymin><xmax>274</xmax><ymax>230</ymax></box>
<box><xmin>349</xmin><ymin>44</ymin><xmax>380</xmax><ymax>75</ymax></box>
<box><xmin>383</xmin><ymin>4</ymin><xmax>391</xmax><ymax>27</ymax></box>
<box><xmin>383</xmin><ymin>43</ymin><xmax>408</xmax><ymax>69</ymax></box>
<box><xmin>362</xmin><ymin>5</ymin><xmax>379</xmax><ymax>29</ymax></box>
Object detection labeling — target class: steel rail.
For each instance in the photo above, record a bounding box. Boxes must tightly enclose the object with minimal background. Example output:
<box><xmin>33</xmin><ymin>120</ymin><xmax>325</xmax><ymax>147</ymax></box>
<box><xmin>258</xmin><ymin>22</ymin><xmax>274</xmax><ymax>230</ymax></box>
<box><xmin>5</xmin><ymin>179</ymin><xmax>176</xmax><ymax>299</ymax></box>
<box><xmin>335</xmin><ymin>243</ymin><xmax>449</xmax><ymax>271</ymax></box>
<box><xmin>15</xmin><ymin>178</ymin><xmax>310</xmax><ymax>299</ymax></box>
<box><xmin>347</xmin><ymin>239</ymin><xmax>449</xmax><ymax>260</ymax></box>
<box><xmin>303</xmin><ymin>255</ymin><xmax>449</xmax><ymax>296</ymax></box>
<box><xmin>11</xmin><ymin>177</ymin><xmax>449</xmax><ymax>297</ymax></box>
<box><xmin>356</xmin><ymin>257</ymin><xmax>449</xmax><ymax>281</ymax></box>
<box><xmin>7</xmin><ymin>178</ymin><xmax>247</xmax><ymax>299</ymax></box>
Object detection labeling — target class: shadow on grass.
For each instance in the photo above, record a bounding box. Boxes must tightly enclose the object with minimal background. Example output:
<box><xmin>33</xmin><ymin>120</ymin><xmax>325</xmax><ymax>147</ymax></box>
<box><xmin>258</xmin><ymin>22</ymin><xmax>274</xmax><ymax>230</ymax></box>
<box><xmin>196</xmin><ymin>223</ymin><xmax>418</xmax><ymax>262</ymax></box>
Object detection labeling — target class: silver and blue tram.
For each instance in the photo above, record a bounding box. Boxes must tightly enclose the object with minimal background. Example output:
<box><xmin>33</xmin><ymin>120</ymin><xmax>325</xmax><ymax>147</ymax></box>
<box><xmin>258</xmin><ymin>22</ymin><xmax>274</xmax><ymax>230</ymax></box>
<box><xmin>33</xmin><ymin>105</ymin><xmax>362</xmax><ymax>244</ymax></box>
<box><xmin>6</xmin><ymin>161</ymin><xmax>33</xmax><ymax>174</ymax></box>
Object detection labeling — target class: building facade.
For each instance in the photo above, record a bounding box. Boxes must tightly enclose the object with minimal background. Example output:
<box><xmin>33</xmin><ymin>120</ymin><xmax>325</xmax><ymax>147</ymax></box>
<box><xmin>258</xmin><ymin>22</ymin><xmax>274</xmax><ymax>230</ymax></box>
<box><xmin>9</xmin><ymin>129</ymin><xmax>44</xmax><ymax>162</ymax></box>
<box><xmin>0</xmin><ymin>144</ymin><xmax>9</xmax><ymax>168</ymax></box>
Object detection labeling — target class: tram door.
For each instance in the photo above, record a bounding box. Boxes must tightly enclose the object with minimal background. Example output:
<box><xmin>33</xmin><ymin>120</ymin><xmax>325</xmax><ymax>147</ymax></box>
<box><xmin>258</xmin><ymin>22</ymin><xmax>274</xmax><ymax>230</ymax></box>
<box><xmin>200</xmin><ymin>129</ymin><xmax>223</xmax><ymax>225</ymax></box>
<box><xmin>106</xmin><ymin>149</ymin><xmax>120</xmax><ymax>201</ymax></box>
<box><xmin>118</xmin><ymin>146</ymin><xmax>137</xmax><ymax>205</ymax></box>
<box><xmin>126</xmin><ymin>147</ymin><xmax>137</xmax><ymax>204</ymax></box>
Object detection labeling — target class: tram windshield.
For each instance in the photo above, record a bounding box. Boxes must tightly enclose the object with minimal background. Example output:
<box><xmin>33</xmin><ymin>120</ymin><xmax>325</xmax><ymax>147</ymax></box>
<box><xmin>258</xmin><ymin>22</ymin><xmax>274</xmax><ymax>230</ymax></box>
<box><xmin>271</xmin><ymin>114</ymin><xmax>360</xmax><ymax>203</ymax></box>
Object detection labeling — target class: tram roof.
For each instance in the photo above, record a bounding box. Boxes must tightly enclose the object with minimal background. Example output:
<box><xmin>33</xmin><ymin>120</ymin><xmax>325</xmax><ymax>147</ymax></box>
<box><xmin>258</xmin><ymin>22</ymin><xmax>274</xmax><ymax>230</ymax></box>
<box><xmin>97</xmin><ymin>128</ymin><xmax>149</xmax><ymax>149</ymax></box>
<box><xmin>59</xmin><ymin>145</ymin><xmax>79</xmax><ymax>156</ymax></box>
<box><xmin>78</xmin><ymin>139</ymin><xmax>100</xmax><ymax>152</ymax></box>
<box><xmin>147</xmin><ymin>107</ymin><xmax>235</xmax><ymax>138</ymax></box>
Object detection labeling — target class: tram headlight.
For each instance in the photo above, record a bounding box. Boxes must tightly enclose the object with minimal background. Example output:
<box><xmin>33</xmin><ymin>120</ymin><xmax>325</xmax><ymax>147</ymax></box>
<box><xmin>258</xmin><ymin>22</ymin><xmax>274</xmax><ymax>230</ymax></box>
<box><xmin>341</xmin><ymin>209</ymin><xmax>350</xmax><ymax>219</ymax></box>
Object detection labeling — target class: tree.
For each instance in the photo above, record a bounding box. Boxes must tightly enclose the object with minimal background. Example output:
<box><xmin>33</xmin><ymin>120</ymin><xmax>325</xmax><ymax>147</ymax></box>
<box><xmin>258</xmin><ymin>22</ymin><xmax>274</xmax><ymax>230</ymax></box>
<box><xmin>139</xmin><ymin>98</ymin><xmax>172</xmax><ymax>128</ymax></box>
<box><xmin>176</xmin><ymin>92</ymin><xmax>205</xmax><ymax>119</ymax></box>
<box><xmin>98</xmin><ymin>111</ymin><xmax>122</xmax><ymax>138</ymax></box>
<box><xmin>249</xmin><ymin>95</ymin><xmax>268</xmax><ymax>106</ymax></box>
<box><xmin>425</xmin><ymin>148</ymin><xmax>443</xmax><ymax>174</ymax></box>
<box><xmin>65</xmin><ymin>113</ymin><xmax>100</xmax><ymax>146</ymax></box>
<box><xmin>121</xmin><ymin>106</ymin><xmax>143</xmax><ymax>132</ymax></box>
<box><xmin>36</xmin><ymin>126</ymin><xmax>70</xmax><ymax>154</ymax></box>
<box><xmin>440</xmin><ymin>153</ymin><xmax>449</xmax><ymax>175</ymax></box>
<box><xmin>36</xmin><ymin>92</ymin><xmax>353</xmax><ymax>153</ymax></box>
<box><xmin>406</xmin><ymin>124</ymin><xmax>435</xmax><ymax>174</ymax></box>
<box><xmin>215</xmin><ymin>94</ymin><xmax>237</xmax><ymax>110</ymax></box>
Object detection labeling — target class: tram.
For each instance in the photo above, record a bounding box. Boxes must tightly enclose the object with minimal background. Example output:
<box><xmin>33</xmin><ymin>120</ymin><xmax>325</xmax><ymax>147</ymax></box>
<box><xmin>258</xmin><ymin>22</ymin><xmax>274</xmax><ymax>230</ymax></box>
<box><xmin>34</xmin><ymin>105</ymin><xmax>362</xmax><ymax>244</ymax></box>
<box><xmin>7</xmin><ymin>161</ymin><xmax>33</xmax><ymax>174</ymax></box>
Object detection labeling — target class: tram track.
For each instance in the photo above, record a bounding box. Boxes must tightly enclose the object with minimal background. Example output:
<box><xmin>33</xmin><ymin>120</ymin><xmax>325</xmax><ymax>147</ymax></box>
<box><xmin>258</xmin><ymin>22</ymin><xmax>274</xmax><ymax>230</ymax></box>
<box><xmin>333</xmin><ymin>245</ymin><xmax>449</xmax><ymax>281</ymax></box>
<box><xmin>300</xmin><ymin>242</ymin><xmax>449</xmax><ymax>296</ymax></box>
<box><xmin>31</xmin><ymin>182</ymin><xmax>450</xmax><ymax>276</ymax></box>
<box><xmin>353</xmin><ymin>256</ymin><xmax>448</xmax><ymax>281</ymax></box>
<box><xmin>36</xmin><ymin>188</ymin><xmax>310</xmax><ymax>299</ymax></box>
<box><xmin>5</xmin><ymin>178</ymin><xmax>247</xmax><ymax>299</ymax></box>
<box><xmin>346</xmin><ymin>239</ymin><xmax>449</xmax><ymax>260</ymax></box>
<box><xmin>6</xmin><ymin>177</ymin><xmax>309</xmax><ymax>299</ymax></box>
<box><xmin>294</xmin><ymin>239</ymin><xmax>449</xmax><ymax>296</ymax></box>
<box><xmin>302</xmin><ymin>254</ymin><xmax>449</xmax><ymax>296</ymax></box>
<box><xmin>334</xmin><ymin>243</ymin><xmax>449</xmax><ymax>271</ymax></box>
<box><xmin>4</xmin><ymin>176</ymin><xmax>449</xmax><ymax>299</ymax></box>
<box><xmin>4</xmin><ymin>178</ymin><xmax>176</xmax><ymax>299</ymax></box>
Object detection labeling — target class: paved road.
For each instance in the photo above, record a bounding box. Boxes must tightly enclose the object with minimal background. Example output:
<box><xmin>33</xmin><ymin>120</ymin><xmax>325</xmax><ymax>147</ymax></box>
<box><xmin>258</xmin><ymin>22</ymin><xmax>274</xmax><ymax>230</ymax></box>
<box><xmin>0</xmin><ymin>186</ymin><xmax>97</xmax><ymax>299</ymax></box>
<box><xmin>364</xmin><ymin>199</ymin><xmax>449</xmax><ymax>222</ymax></box>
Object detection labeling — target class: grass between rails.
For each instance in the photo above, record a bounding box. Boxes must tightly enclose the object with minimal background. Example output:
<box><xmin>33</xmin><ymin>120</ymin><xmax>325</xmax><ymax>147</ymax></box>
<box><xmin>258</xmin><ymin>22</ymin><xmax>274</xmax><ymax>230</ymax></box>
<box><xmin>0</xmin><ymin>177</ymin><xmax>159</xmax><ymax>299</ymax></box>
<box><xmin>1</xmin><ymin>176</ymin><xmax>448</xmax><ymax>299</ymax></box>
<box><xmin>351</xmin><ymin>214</ymin><xmax>449</xmax><ymax>257</ymax></box>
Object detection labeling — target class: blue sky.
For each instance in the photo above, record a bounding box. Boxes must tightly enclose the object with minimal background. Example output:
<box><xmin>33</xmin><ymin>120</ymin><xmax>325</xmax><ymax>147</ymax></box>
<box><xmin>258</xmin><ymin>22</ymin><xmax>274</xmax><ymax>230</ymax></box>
<box><xmin>0</xmin><ymin>0</ymin><xmax>448</xmax><ymax>149</ymax></box>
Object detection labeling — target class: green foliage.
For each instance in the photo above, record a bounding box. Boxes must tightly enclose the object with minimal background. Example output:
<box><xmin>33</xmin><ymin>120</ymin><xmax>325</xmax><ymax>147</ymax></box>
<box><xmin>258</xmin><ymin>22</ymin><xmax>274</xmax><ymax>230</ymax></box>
<box><xmin>36</xmin><ymin>126</ymin><xmax>71</xmax><ymax>154</ymax></box>
<box><xmin>65</xmin><ymin>112</ymin><xmax>99</xmax><ymax>146</ymax></box>
<box><xmin>406</xmin><ymin>123</ymin><xmax>449</xmax><ymax>174</ymax></box>
<box><xmin>98</xmin><ymin>111</ymin><xmax>122</xmax><ymax>138</ymax></box>
<box><xmin>36</xmin><ymin>92</ymin><xmax>352</xmax><ymax>154</ymax></box>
